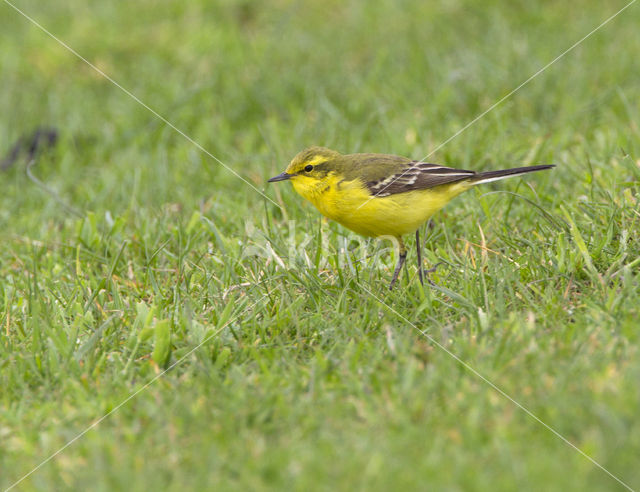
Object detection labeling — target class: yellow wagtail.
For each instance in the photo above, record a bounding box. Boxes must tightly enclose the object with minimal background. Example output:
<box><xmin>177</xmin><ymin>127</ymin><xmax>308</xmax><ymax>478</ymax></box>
<box><xmin>269</xmin><ymin>147</ymin><xmax>553</xmax><ymax>289</ymax></box>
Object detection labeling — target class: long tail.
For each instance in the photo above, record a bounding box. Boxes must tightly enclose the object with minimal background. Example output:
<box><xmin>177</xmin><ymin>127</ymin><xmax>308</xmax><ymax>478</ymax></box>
<box><xmin>470</xmin><ymin>165</ymin><xmax>554</xmax><ymax>186</ymax></box>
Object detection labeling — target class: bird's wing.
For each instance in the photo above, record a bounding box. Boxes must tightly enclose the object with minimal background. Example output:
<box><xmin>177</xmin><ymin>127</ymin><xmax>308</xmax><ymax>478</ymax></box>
<box><xmin>364</xmin><ymin>160</ymin><xmax>476</xmax><ymax>197</ymax></box>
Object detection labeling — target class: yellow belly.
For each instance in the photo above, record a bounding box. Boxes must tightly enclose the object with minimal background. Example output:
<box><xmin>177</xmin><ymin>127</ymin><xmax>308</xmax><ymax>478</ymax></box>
<box><xmin>292</xmin><ymin>174</ymin><xmax>470</xmax><ymax>238</ymax></box>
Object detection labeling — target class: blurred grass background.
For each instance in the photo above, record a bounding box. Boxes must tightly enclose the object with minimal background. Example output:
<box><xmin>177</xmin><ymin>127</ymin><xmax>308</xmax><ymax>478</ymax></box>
<box><xmin>1</xmin><ymin>0</ymin><xmax>639</xmax><ymax>490</ymax></box>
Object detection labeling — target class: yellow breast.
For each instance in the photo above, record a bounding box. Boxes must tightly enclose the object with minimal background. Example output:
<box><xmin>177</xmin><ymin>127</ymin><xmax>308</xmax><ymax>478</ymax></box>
<box><xmin>291</xmin><ymin>173</ymin><xmax>470</xmax><ymax>238</ymax></box>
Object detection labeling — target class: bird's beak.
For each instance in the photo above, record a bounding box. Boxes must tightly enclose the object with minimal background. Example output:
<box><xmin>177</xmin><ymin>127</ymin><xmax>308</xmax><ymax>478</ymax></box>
<box><xmin>268</xmin><ymin>172</ymin><xmax>293</xmax><ymax>183</ymax></box>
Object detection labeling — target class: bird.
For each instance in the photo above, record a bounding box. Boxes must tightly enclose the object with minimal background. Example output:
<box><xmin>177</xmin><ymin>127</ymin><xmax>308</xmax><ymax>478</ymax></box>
<box><xmin>268</xmin><ymin>147</ymin><xmax>553</xmax><ymax>289</ymax></box>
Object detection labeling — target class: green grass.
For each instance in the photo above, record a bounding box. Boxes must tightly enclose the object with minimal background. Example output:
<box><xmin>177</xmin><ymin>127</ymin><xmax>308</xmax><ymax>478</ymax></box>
<box><xmin>2</xmin><ymin>0</ymin><xmax>640</xmax><ymax>490</ymax></box>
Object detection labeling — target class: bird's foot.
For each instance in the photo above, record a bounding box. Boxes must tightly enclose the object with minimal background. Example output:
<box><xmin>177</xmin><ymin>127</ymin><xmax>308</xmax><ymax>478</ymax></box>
<box><xmin>422</xmin><ymin>261</ymin><xmax>444</xmax><ymax>287</ymax></box>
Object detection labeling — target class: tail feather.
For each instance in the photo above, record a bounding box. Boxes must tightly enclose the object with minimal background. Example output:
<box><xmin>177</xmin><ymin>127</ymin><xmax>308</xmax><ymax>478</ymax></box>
<box><xmin>470</xmin><ymin>165</ymin><xmax>554</xmax><ymax>185</ymax></box>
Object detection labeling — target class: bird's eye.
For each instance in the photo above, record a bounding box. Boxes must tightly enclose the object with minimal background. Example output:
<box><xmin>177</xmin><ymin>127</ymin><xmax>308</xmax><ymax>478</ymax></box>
<box><xmin>304</xmin><ymin>165</ymin><xmax>314</xmax><ymax>172</ymax></box>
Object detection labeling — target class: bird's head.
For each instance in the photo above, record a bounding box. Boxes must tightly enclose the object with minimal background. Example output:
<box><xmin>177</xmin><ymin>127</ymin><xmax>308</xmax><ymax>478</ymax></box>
<box><xmin>268</xmin><ymin>147</ymin><xmax>342</xmax><ymax>185</ymax></box>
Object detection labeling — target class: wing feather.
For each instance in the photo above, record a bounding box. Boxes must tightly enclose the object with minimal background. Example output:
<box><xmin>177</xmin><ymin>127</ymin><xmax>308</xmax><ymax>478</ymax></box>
<box><xmin>366</xmin><ymin>161</ymin><xmax>475</xmax><ymax>197</ymax></box>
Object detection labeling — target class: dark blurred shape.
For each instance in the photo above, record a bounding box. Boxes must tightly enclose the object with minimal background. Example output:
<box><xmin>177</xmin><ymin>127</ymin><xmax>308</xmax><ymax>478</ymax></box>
<box><xmin>1</xmin><ymin>127</ymin><xmax>58</xmax><ymax>171</ymax></box>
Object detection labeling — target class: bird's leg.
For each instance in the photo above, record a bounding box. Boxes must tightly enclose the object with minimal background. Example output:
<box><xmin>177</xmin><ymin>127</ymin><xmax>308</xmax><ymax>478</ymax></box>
<box><xmin>419</xmin><ymin>223</ymin><xmax>443</xmax><ymax>286</ymax></box>
<box><xmin>416</xmin><ymin>229</ymin><xmax>424</xmax><ymax>286</ymax></box>
<box><xmin>389</xmin><ymin>237</ymin><xmax>406</xmax><ymax>290</ymax></box>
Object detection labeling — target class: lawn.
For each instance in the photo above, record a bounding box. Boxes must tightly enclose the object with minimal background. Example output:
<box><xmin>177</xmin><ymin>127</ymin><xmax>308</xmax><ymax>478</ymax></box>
<box><xmin>1</xmin><ymin>0</ymin><xmax>639</xmax><ymax>490</ymax></box>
